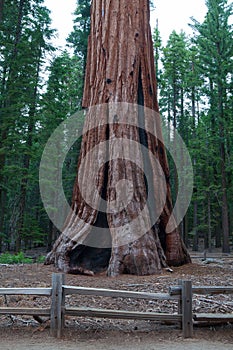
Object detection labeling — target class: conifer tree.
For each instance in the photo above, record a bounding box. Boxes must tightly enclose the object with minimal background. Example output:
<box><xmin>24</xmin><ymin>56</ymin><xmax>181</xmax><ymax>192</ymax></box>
<box><xmin>191</xmin><ymin>0</ymin><xmax>233</xmax><ymax>252</ymax></box>
<box><xmin>0</xmin><ymin>0</ymin><xmax>54</xmax><ymax>250</ymax></box>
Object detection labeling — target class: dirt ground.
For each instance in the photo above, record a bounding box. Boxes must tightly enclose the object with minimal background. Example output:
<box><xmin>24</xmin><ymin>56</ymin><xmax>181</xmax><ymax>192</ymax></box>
<box><xmin>0</xmin><ymin>250</ymin><xmax>233</xmax><ymax>349</ymax></box>
<box><xmin>0</xmin><ymin>328</ymin><xmax>233</xmax><ymax>350</ymax></box>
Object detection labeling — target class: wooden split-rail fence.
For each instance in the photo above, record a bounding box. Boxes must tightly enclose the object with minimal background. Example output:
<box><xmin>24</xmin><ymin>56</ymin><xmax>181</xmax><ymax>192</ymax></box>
<box><xmin>0</xmin><ymin>273</ymin><xmax>233</xmax><ymax>338</ymax></box>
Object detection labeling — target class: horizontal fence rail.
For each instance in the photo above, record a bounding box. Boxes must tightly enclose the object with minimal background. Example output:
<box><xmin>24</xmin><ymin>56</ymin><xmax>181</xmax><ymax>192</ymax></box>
<box><xmin>0</xmin><ymin>288</ymin><xmax>52</xmax><ymax>296</ymax></box>
<box><xmin>65</xmin><ymin>307</ymin><xmax>182</xmax><ymax>322</ymax></box>
<box><xmin>0</xmin><ymin>273</ymin><xmax>233</xmax><ymax>339</ymax></box>
<box><xmin>63</xmin><ymin>285</ymin><xmax>180</xmax><ymax>300</ymax></box>
<box><xmin>0</xmin><ymin>287</ymin><xmax>52</xmax><ymax>320</ymax></box>
<box><xmin>170</xmin><ymin>286</ymin><xmax>233</xmax><ymax>296</ymax></box>
<box><xmin>0</xmin><ymin>307</ymin><xmax>51</xmax><ymax>316</ymax></box>
<box><xmin>194</xmin><ymin>313</ymin><xmax>233</xmax><ymax>322</ymax></box>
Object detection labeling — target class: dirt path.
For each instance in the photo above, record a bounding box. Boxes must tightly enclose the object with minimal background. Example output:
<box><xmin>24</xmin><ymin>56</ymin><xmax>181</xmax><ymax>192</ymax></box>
<box><xmin>0</xmin><ymin>327</ymin><xmax>233</xmax><ymax>350</ymax></box>
<box><xmin>1</xmin><ymin>336</ymin><xmax>233</xmax><ymax>350</ymax></box>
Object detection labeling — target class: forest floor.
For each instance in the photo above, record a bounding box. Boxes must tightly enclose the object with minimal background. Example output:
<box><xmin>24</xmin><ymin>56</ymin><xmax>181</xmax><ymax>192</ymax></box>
<box><xmin>0</xmin><ymin>250</ymin><xmax>233</xmax><ymax>349</ymax></box>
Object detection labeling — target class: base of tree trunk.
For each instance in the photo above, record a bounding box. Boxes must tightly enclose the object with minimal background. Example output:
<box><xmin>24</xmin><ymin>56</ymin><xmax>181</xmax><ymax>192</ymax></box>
<box><xmin>45</xmin><ymin>225</ymin><xmax>191</xmax><ymax>276</ymax></box>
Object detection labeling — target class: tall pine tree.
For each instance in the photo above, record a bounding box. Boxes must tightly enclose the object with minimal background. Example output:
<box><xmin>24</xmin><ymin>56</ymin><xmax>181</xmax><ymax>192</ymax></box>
<box><xmin>191</xmin><ymin>0</ymin><xmax>233</xmax><ymax>252</ymax></box>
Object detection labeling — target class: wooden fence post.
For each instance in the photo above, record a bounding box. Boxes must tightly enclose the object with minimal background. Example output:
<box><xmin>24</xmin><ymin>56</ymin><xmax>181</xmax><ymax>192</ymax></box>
<box><xmin>50</xmin><ymin>273</ymin><xmax>65</xmax><ymax>338</ymax></box>
<box><xmin>177</xmin><ymin>279</ymin><xmax>182</xmax><ymax>329</ymax></box>
<box><xmin>181</xmin><ymin>280</ymin><xmax>193</xmax><ymax>338</ymax></box>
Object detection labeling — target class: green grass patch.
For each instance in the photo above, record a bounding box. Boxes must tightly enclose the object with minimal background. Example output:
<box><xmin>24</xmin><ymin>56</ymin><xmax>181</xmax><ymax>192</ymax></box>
<box><xmin>0</xmin><ymin>252</ymin><xmax>33</xmax><ymax>264</ymax></box>
<box><xmin>36</xmin><ymin>255</ymin><xmax>46</xmax><ymax>264</ymax></box>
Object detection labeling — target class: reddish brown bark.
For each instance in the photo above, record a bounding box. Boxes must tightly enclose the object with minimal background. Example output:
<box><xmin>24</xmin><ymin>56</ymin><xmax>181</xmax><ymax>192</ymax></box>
<box><xmin>45</xmin><ymin>0</ymin><xmax>191</xmax><ymax>275</ymax></box>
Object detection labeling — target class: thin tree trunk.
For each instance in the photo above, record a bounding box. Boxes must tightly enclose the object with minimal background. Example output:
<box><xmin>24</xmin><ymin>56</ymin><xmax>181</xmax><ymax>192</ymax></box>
<box><xmin>47</xmin><ymin>221</ymin><xmax>58</xmax><ymax>252</ymax></box>
<box><xmin>215</xmin><ymin>222</ymin><xmax>222</xmax><ymax>248</ymax></box>
<box><xmin>0</xmin><ymin>0</ymin><xmax>4</xmax><ymax>22</ymax></box>
<box><xmin>192</xmin><ymin>196</ymin><xmax>198</xmax><ymax>251</ymax></box>
<box><xmin>46</xmin><ymin>0</ymin><xmax>191</xmax><ymax>275</ymax></box>
<box><xmin>0</xmin><ymin>64</ymin><xmax>7</xmax><ymax>252</ymax></box>
<box><xmin>219</xmin><ymin>115</ymin><xmax>230</xmax><ymax>253</ymax></box>
<box><xmin>220</xmin><ymin>139</ymin><xmax>230</xmax><ymax>253</ymax></box>
<box><xmin>217</xmin><ymin>66</ymin><xmax>230</xmax><ymax>253</ymax></box>
<box><xmin>191</xmin><ymin>72</ymin><xmax>199</xmax><ymax>252</ymax></box>
<box><xmin>207</xmin><ymin>192</ymin><xmax>212</xmax><ymax>253</ymax></box>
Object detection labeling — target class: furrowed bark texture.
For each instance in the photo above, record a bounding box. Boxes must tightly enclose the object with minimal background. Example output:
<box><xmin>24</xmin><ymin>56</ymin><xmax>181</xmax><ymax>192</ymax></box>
<box><xmin>45</xmin><ymin>0</ymin><xmax>191</xmax><ymax>276</ymax></box>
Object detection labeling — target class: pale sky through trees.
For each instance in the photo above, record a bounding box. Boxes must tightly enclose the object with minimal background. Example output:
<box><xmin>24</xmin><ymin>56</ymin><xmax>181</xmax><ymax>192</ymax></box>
<box><xmin>44</xmin><ymin>0</ymin><xmax>207</xmax><ymax>48</ymax></box>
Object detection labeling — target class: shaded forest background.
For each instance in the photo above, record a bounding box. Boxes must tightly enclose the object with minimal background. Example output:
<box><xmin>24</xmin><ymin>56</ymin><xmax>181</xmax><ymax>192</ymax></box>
<box><xmin>0</xmin><ymin>0</ymin><xmax>232</xmax><ymax>254</ymax></box>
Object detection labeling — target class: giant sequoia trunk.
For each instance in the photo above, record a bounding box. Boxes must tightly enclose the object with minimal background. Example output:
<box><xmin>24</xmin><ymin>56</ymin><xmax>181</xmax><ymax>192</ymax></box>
<box><xmin>45</xmin><ymin>0</ymin><xmax>191</xmax><ymax>276</ymax></box>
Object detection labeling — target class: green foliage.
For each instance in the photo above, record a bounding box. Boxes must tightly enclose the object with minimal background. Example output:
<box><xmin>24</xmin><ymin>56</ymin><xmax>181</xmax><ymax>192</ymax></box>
<box><xmin>189</xmin><ymin>0</ymin><xmax>233</xmax><ymax>251</ymax></box>
<box><xmin>67</xmin><ymin>0</ymin><xmax>91</xmax><ymax>65</ymax></box>
<box><xmin>0</xmin><ymin>0</ymin><xmax>55</xmax><ymax>251</ymax></box>
<box><xmin>36</xmin><ymin>255</ymin><xmax>46</xmax><ymax>263</ymax></box>
<box><xmin>154</xmin><ymin>0</ymin><xmax>233</xmax><ymax>250</ymax></box>
<box><xmin>0</xmin><ymin>251</ymin><xmax>33</xmax><ymax>264</ymax></box>
<box><xmin>39</xmin><ymin>51</ymin><xmax>84</xmax><ymax>248</ymax></box>
<box><xmin>152</xmin><ymin>23</ymin><xmax>162</xmax><ymax>86</ymax></box>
